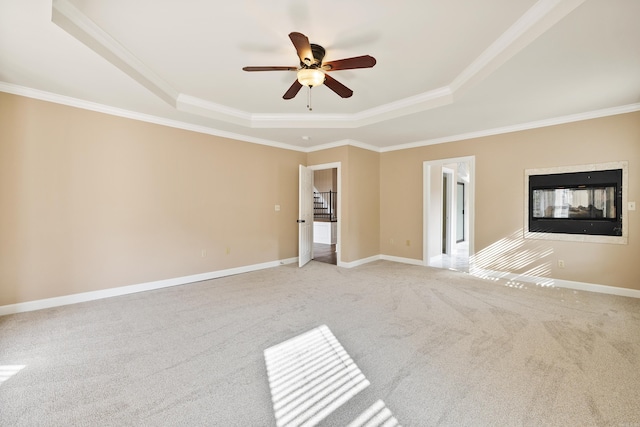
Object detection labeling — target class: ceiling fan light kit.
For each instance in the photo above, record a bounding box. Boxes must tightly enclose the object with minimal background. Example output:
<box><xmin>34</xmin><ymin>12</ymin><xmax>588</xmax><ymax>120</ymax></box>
<box><xmin>297</xmin><ymin>68</ymin><xmax>325</xmax><ymax>87</ymax></box>
<box><xmin>243</xmin><ymin>32</ymin><xmax>376</xmax><ymax>109</ymax></box>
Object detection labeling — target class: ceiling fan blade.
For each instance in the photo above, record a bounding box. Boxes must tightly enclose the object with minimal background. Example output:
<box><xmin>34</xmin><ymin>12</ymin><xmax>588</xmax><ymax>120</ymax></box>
<box><xmin>289</xmin><ymin>32</ymin><xmax>314</xmax><ymax>65</ymax></box>
<box><xmin>283</xmin><ymin>80</ymin><xmax>303</xmax><ymax>99</ymax></box>
<box><xmin>324</xmin><ymin>74</ymin><xmax>353</xmax><ymax>98</ymax></box>
<box><xmin>243</xmin><ymin>66</ymin><xmax>297</xmax><ymax>72</ymax></box>
<box><xmin>323</xmin><ymin>55</ymin><xmax>376</xmax><ymax>71</ymax></box>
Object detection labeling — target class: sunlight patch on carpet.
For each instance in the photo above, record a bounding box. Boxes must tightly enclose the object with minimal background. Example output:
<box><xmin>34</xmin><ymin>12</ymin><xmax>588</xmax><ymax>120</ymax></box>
<box><xmin>347</xmin><ymin>399</ymin><xmax>400</xmax><ymax>427</ymax></box>
<box><xmin>0</xmin><ymin>365</ymin><xmax>26</xmax><ymax>385</ymax></box>
<box><xmin>264</xmin><ymin>325</ymin><xmax>370</xmax><ymax>427</ymax></box>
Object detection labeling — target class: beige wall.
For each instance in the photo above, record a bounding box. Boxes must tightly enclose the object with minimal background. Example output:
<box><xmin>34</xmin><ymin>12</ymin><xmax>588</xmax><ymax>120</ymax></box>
<box><xmin>0</xmin><ymin>93</ymin><xmax>305</xmax><ymax>305</ymax></box>
<box><xmin>313</xmin><ymin>169</ymin><xmax>336</xmax><ymax>192</ymax></box>
<box><xmin>380</xmin><ymin>111</ymin><xmax>640</xmax><ymax>290</ymax></box>
<box><xmin>2</xmin><ymin>91</ymin><xmax>638</xmax><ymax>307</ymax></box>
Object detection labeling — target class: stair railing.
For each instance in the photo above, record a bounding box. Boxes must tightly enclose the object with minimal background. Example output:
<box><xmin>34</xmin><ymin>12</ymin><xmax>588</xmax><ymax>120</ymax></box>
<box><xmin>313</xmin><ymin>191</ymin><xmax>337</xmax><ymax>222</ymax></box>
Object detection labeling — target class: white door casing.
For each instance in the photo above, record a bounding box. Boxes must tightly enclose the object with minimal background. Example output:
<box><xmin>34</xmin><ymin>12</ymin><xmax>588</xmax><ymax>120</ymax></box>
<box><xmin>298</xmin><ymin>165</ymin><xmax>314</xmax><ymax>267</ymax></box>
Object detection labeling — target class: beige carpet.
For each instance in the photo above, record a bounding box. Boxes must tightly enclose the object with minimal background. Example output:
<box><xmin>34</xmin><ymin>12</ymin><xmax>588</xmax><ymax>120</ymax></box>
<box><xmin>1</xmin><ymin>260</ymin><xmax>639</xmax><ymax>426</ymax></box>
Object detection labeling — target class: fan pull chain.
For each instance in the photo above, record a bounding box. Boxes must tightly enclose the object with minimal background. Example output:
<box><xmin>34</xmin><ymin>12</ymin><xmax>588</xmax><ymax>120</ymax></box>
<box><xmin>307</xmin><ymin>86</ymin><xmax>312</xmax><ymax>111</ymax></box>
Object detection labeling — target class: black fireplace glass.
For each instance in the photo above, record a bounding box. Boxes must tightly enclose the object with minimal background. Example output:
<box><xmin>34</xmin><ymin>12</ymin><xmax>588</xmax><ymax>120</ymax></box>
<box><xmin>528</xmin><ymin>169</ymin><xmax>622</xmax><ymax>236</ymax></box>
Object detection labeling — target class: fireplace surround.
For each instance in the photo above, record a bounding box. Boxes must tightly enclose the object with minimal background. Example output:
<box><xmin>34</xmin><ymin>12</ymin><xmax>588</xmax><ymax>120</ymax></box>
<box><xmin>524</xmin><ymin>162</ymin><xmax>628</xmax><ymax>244</ymax></box>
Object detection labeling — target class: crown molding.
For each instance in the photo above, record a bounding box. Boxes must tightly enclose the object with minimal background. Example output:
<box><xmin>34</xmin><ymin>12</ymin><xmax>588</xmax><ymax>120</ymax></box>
<box><xmin>353</xmin><ymin>86</ymin><xmax>454</xmax><ymax>127</ymax></box>
<box><xmin>380</xmin><ymin>103</ymin><xmax>640</xmax><ymax>152</ymax></box>
<box><xmin>0</xmin><ymin>82</ymin><xmax>306</xmax><ymax>153</ymax></box>
<box><xmin>306</xmin><ymin>139</ymin><xmax>381</xmax><ymax>153</ymax></box>
<box><xmin>176</xmin><ymin>94</ymin><xmax>252</xmax><ymax>127</ymax></box>
<box><xmin>3</xmin><ymin>82</ymin><xmax>638</xmax><ymax>155</ymax></box>
<box><xmin>50</xmin><ymin>0</ymin><xmax>579</xmax><ymax>130</ymax></box>
<box><xmin>51</xmin><ymin>0</ymin><xmax>178</xmax><ymax>106</ymax></box>
<box><xmin>450</xmin><ymin>0</ymin><xmax>585</xmax><ymax>96</ymax></box>
<box><xmin>250</xmin><ymin>113</ymin><xmax>356</xmax><ymax>129</ymax></box>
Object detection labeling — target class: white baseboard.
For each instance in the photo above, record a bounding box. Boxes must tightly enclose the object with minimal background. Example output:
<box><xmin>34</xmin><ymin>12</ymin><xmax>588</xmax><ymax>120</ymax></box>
<box><xmin>339</xmin><ymin>258</ymin><xmax>640</xmax><ymax>299</ymax></box>
<box><xmin>0</xmin><ymin>257</ymin><xmax>299</xmax><ymax>316</ymax></box>
<box><xmin>3</xmin><ymin>256</ymin><xmax>637</xmax><ymax>316</ymax></box>
<box><xmin>380</xmin><ymin>255</ymin><xmax>425</xmax><ymax>266</ymax></box>
<box><xmin>339</xmin><ymin>255</ymin><xmax>381</xmax><ymax>268</ymax></box>
<box><xmin>470</xmin><ymin>267</ymin><xmax>640</xmax><ymax>299</ymax></box>
<box><xmin>339</xmin><ymin>254</ymin><xmax>424</xmax><ymax>268</ymax></box>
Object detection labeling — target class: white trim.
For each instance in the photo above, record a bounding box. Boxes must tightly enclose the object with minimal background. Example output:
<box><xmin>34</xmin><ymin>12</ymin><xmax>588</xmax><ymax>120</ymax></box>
<box><xmin>52</xmin><ymin>0</ymin><xmax>178</xmax><ymax>106</ymax></box>
<box><xmin>0</xmin><ymin>257</ymin><xmax>298</xmax><ymax>316</ymax></box>
<box><xmin>351</xmin><ymin>86</ymin><xmax>454</xmax><ymax>126</ymax></box>
<box><xmin>450</xmin><ymin>0</ymin><xmax>585</xmax><ymax>95</ymax></box>
<box><xmin>0</xmin><ymin>82</ymin><xmax>306</xmax><ymax>153</ymax></box>
<box><xmin>379</xmin><ymin>255</ymin><xmax>424</xmax><ymax>266</ymax></box>
<box><xmin>470</xmin><ymin>267</ymin><xmax>640</xmax><ymax>299</ymax></box>
<box><xmin>442</xmin><ymin>167</ymin><xmax>455</xmax><ymax>256</ymax></box>
<box><xmin>2</xmin><ymin>82</ymin><xmax>638</xmax><ymax>155</ymax></box>
<box><xmin>306</xmin><ymin>139</ymin><xmax>381</xmax><ymax>153</ymax></box>
<box><xmin>339</xmin><ymin>255</ymin><xmax>381</xmax><ymax>269</ymax></box>
<box><xmin>177</xmin><ymin>94</ymin><xmax>252</xmax><ymax>126</ymax></box>
<box><xmin>4</xmin><ymin>256</ymin><xmax>638</xmax><ymax>316</ymax></box>
<box><xmin>381</xmin><ymin>103</ymin><xmax>640</xmax><ymax>153</ymax></box>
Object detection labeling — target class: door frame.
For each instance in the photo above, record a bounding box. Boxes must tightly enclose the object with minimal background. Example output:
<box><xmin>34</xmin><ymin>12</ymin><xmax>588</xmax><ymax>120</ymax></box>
<box><xmin>442</xmin><ymin>167</ymin><xmax>455</xmax><ymax>255</ymax></box>
<box><xmin>423</xmin><ymin>156</ymin><xmax>475</xmax><ymax>268</ymax></box>
<box><xmin>298</xmin><ymin>165</ymin><xmax>314</xmax><ymax>267</ymax></box>
<box><xmin>456</xmin><ymin>181</ymin><xmax>465</xmax><ymax>243</ymax></box>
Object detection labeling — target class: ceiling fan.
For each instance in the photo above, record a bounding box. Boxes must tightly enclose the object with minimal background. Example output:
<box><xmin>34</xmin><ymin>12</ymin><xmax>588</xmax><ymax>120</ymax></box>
<box><xmin>243</xmin><ymin>32</ymin><xmax>376</xmax><ymax>106</ymax></box>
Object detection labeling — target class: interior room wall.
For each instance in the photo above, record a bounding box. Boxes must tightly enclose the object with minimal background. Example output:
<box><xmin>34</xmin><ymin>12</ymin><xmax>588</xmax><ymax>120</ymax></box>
<box><xmin>379</xmin><ymin>149</ymin><xmax>424</xmax><ymax>260</ymax></box>
<box><xmin>0</xmin><ymin>93</ymin><xmax>306</xmax><ymax>305</ymax></box>
<box><xmin>380</xmin><ymin>111</ymin><xmax>640</xmax><ymax>290</ymax></box>
<box><xmin>313</xmin><ymin>169</ymin><xmax>335</xmax><ymax>192</ymax></box>
<box><xmin>2</xmin><ymin>91</ymin><xmax>637</xmax><ymax>308</ymax></box>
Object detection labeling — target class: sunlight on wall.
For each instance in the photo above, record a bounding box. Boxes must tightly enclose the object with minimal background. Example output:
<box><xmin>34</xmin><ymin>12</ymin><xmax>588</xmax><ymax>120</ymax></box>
<box><xmin>0</xmin><ymin>365</ymin><xmax>25</xmax><ymax>385</ymax></box>
<box><xmin>471</xmin><ymin>229</ymin><xmax>555</xmax><ymax>288</ymax></box>
<box><xmin>264</xmin><ymin>325</ymin><xmax>399</xmax><ymax>427</ymax></box>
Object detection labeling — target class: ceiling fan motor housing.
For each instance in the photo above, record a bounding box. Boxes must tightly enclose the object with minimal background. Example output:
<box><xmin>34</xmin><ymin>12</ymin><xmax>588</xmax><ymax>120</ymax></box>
<box><xmin>305</xmin><ymin>43</ymin><xmax>326</xmax><ymax>68</ymax></box>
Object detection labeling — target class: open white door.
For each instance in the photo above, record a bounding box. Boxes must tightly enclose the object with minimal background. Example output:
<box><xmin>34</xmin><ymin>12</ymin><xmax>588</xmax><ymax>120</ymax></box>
<box><xmin>298</xmin><ymin>165</ymin><xmax>314</xmax><ymax>267</ymax></box>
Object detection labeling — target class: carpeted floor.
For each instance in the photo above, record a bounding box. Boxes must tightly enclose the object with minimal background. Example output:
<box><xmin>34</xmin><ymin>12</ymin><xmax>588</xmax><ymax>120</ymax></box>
<box><xmin>1</xmin><ymin>260</ymin><xmax>639</xmax><ymax>426</ymax></box>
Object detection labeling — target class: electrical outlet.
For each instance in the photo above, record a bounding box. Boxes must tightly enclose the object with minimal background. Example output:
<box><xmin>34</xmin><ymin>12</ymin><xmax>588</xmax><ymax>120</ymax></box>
<box><xmin>226</xmin><ymin>247</ymin><xmax>230</xmax><ymax>255</ymax></box>
<box><xmin>406</xmin><ymin>240</ymin><xmax>411</xmax><ymax>246</ymax></box>
<box><xmin>275</xmin><ymin>204</ymin><xmax>281</xmax><ymax>211</ymax></box>
<box><xmin>201</xmin><ymin>249</ymin><xmax>206</xmax><ymax>258</ymax></box>
<box><xmin>558</xmin><ymin>260</ymin><xmax>565</xmax><ymax>268</ymax></box>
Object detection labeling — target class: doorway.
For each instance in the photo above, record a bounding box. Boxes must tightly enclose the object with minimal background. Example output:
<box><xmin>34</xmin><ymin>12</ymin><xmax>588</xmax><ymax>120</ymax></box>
<box><xmin>304</xmin><ymin>163</ymin><xmax>341</xmax><ymax>266</ymax></box>
<box><xmin>423</xmin><ymin>156</ymin><xmax>474</xmax><ymax>272</ymax></box>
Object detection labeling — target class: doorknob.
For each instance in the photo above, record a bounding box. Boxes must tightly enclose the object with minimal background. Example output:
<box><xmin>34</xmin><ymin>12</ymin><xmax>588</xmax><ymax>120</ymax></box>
<box><xmin>297</xmin><ymin>219</ymin><xmax>305</xmax><ymax>223</ymax></box>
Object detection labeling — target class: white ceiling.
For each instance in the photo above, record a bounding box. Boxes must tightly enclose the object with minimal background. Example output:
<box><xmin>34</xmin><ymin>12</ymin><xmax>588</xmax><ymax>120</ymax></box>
<box><xmin>1</xmin><ymin>0</ymin><xmax>639</xmax><ymax>151</ymax></box>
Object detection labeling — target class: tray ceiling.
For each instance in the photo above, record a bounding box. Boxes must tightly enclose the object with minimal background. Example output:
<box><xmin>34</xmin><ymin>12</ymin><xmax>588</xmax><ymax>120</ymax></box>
<box><xmin>1</xmin><ymin>0</ymin><xmax>639</xmax><ymax>151</ymax></box>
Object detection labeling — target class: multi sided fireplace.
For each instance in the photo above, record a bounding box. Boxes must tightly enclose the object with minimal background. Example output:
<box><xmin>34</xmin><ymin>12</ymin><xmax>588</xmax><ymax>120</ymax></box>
<box><xmin>528</xmin><ymin>168</ymin><xmax>623</xmax><ymax>237</ymax></box>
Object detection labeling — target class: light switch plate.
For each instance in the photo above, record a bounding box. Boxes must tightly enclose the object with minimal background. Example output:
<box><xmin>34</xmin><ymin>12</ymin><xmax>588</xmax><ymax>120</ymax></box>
<box><xmin>275</xmin><ymin>205</ymin><xmax>281</xmax><ymax>211</ymax></box>
<box><xmin>629</xmin><ymin>201</ymin><xmax>636</xmax><ymax>211</ymax></box>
